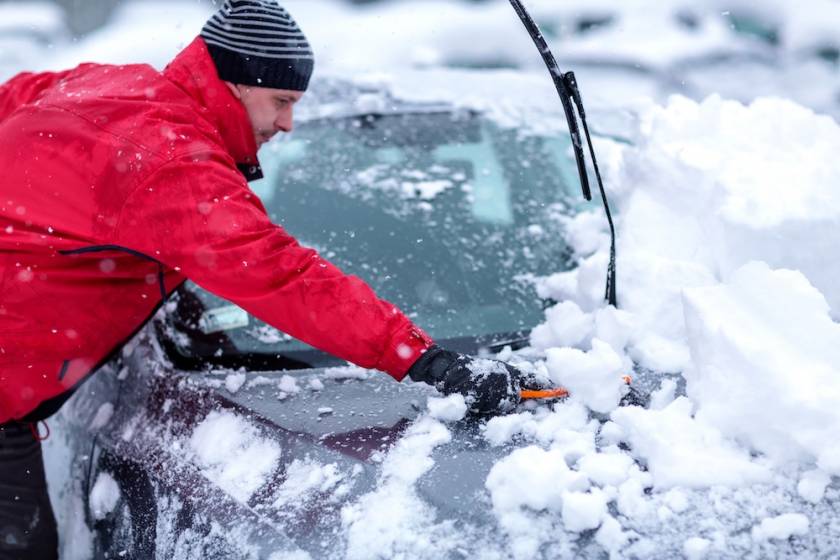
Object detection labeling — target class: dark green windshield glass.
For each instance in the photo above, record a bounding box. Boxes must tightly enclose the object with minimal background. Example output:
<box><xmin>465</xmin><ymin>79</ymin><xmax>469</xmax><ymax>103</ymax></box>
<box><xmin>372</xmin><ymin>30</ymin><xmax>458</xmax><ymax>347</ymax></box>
<box><xmin>171</xmin><ymin>111</ymin><xmax>582</xmax><ymax>362</ymax></box>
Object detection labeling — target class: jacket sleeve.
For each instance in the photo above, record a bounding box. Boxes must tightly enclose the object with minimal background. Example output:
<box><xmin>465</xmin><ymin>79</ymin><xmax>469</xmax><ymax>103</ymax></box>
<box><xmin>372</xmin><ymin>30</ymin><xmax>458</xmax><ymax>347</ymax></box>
<box><xmin>0</xmin><ymin>69</ymin><xmax>77</xmax><ymax>123</ymax></box>
<box><xmin>114</xmin><ymin>151</ymin><xmax>434</xmax><ymax>380</ymax></box>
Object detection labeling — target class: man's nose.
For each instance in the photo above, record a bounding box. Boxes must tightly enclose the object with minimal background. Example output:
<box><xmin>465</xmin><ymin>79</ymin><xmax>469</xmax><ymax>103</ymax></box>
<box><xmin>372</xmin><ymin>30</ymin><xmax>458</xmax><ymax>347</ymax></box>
<box><xmin>276</xmin><ymin>107</ymin><xmax>294</xmax><ymax>133</ymax></box>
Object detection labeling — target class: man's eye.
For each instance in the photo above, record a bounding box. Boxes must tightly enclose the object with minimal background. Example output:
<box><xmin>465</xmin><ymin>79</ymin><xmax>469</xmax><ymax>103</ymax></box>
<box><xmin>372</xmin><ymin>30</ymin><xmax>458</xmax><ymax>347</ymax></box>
<box><xmin>276</xmin><ymin>99</ymin><xmax>289</xmax><ymax>108</ymax></box>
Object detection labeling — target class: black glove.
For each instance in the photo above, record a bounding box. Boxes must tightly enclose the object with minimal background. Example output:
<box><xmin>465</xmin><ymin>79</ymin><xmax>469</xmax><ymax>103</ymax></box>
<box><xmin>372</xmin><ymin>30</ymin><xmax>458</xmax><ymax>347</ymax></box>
<box><xmin>407</xmin><ymin>346</ymin><xmax>523</xmax><ymax>415</ymax></box>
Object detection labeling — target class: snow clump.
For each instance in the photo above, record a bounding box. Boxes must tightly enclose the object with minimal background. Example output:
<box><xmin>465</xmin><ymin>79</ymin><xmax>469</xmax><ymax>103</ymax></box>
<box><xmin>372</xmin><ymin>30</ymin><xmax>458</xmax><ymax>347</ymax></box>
<box><xmin>89</xmin><ymin>472</ymin><xmax>121</xmax><ymax>521</ymax></box>
<box><xmin>751</xmin><ymin>513</ymin><xmax>810</xmax><ymax>542</ymax></box>
<box><xmin>426</xmin><ymin>393</ymin><xmax>467</xmax><ymax>422</ymax></box>
<box><xmin>188</xmin><ymin>410</ymin><xmax>281</xmax><ymax>503</ymax></box>
<box><xmin>224</xmin><ymin>372</ymin><xmax>247</xmax><ymax>394</ymax></box>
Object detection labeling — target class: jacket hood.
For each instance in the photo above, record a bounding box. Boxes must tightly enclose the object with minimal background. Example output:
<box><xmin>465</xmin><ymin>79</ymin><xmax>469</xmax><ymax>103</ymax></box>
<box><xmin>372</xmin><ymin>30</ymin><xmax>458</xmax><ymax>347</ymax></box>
<box><xmin>163</xmin><ymin>37</ymin><xmax>263</xmax><ymax>181</ymax></box>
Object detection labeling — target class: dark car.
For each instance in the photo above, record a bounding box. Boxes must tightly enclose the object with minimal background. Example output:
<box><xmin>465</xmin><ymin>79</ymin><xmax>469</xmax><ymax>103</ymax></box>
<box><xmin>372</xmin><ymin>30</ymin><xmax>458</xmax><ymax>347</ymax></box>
<box><xmin>47</xmin><ymin>79</ymin><xmax>600</xmax><ymax>559</ymax></box>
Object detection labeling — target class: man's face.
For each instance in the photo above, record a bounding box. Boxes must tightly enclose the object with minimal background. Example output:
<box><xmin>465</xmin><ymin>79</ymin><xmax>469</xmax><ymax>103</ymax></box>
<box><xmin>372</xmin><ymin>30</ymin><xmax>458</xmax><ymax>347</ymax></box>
<box><xmin>225</xmin><ymin>83</ymin><xmax>304</xmax><ymax>148</ymax></box>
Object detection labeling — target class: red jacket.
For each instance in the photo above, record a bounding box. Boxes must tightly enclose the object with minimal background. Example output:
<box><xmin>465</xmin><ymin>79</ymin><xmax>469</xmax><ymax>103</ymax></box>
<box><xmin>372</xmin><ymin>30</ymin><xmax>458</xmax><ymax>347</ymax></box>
<box><xmin>0</xmin><ymin>37</ymin><xmax>432</xmax><ymax>423</ymax></box>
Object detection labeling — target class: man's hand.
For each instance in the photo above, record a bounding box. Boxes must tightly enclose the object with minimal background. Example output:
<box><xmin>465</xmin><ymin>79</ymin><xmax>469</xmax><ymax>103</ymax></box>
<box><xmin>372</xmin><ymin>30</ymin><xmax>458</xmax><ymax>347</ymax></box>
<box><xmin>407</xmin><ymin>346</ymin><xmax>525</xmax><ymax>415</ymax></box>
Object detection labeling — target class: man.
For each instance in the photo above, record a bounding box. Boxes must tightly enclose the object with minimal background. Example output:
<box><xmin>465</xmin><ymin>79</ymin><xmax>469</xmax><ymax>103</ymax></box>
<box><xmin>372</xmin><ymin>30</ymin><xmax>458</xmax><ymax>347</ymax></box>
<box><xmin>0</xmin><ymin>1</ymin><xmax>532</xmax><ymax>557</ymax></box>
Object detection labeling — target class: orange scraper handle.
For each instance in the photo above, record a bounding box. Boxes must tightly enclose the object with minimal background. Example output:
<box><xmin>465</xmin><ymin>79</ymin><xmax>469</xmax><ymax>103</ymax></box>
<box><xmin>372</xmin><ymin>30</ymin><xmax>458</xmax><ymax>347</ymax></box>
<box><xmin>520</xmin><ymin>375</ymin><xmax>633</xmax><ymax>401</ymax></box>
<box><xmin>520</xmin><ymin>387</ymin><xmax>569</xmax><ymax>400</ymax></box>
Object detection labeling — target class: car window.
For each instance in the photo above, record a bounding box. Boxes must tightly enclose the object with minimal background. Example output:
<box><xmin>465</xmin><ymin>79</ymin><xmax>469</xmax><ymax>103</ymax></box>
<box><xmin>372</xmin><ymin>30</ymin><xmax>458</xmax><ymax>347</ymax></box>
<box><xmin>165</xmin><ymin>111</ymin><xmax>585</xmax><ymax>366</ymax></box>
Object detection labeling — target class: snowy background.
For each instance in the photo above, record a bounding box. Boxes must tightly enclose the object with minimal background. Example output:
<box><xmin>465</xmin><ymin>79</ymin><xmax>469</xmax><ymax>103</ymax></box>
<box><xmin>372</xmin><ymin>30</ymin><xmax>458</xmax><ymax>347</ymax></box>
<box><xmin>4</xmin><ymin>0</ymin><xmax>840</xmax><ymax>558</ymax></box>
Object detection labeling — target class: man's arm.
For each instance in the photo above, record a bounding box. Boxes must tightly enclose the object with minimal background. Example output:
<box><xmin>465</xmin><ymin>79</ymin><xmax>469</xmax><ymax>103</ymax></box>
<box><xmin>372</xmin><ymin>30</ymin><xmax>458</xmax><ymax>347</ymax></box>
<box><xmin>114</xmin><ymin>152</ymin><xmax>433</xmax><ymax>379</ymax></box>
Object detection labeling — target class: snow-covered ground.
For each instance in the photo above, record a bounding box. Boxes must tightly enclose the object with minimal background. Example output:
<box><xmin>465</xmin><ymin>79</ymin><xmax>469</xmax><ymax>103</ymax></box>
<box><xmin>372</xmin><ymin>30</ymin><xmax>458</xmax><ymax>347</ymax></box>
<box><xmin>3</xmin><ymin>0</ymin><xmax>836</xmax><ymax>558</ymax></box>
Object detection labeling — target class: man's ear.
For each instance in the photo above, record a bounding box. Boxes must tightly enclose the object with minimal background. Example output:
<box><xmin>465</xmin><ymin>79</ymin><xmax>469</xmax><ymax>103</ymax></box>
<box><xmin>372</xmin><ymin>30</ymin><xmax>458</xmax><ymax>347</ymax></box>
<box><xmin>224</xmin><ymin>82</ymin><xmax>242</xmax><ymax>99</ymax></box>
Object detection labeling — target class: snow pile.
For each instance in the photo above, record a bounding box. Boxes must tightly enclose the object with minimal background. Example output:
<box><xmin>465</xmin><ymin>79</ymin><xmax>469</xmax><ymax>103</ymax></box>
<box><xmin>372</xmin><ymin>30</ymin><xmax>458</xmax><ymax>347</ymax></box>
<box><xmin>610</xmin><ymin>396</ymin><xmax>772</xmax><ymax>488</ymax></box>
<box><xmin>537</xmin><ymin>96</ymin><xmax>840</xmax><ymax>443</ymax></box>
<box><xmin>485</xmin><ymin>446</ymin><xmax>588</xmax><ymax>557</ymax></box>
<box><xmin>188</xmin><ymin>410</ymin><xmax>281</xmax><ymax>503</ymax></box>
<box><xmin>483</xmin><ymin>399</ymin><xmax>594</xmax><ymax>448</ymax></box>
<box><xmin>341</xmin><ymin>417</ymin><xmax>459</xmax><ymax>559</ymax></box>
<box><xmin>482</xmin><ymin>401</ymin><xmax>645</xmax><ymax>556</ymax></box>
<box><xmin>683</xmin><ymin>262</ymin><xmax>840</xmax><ymax>472</ymax></box>
<box><xmin>471</xmin><ymin>93</ymin><xmax>840</xmax><ymax>556</ymax></box>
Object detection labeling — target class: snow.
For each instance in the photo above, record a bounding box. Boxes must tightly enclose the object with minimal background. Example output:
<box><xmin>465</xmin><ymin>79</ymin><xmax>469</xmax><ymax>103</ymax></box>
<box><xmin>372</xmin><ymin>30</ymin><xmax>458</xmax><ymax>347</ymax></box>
<box><xmin>596</xmin><ymin>514</ymin><xmax>632</xmax><ymax>556</ymax></box>
<box><xmin>322</xmin><ymin>366</ymin><xmax>370</xmax><ymax>381</ymax></box>
<box><xmin>683</xmin><ymin>536</ymin><xmax>711</xmax><ymax>560</ymax></box>
<box><xmin>246</xmin><ymin>324</ymin><xmax>289</xmax><ymax>344</ymax></box>
<box><xmin>561</xmin><ymin>489</ymin><xmax>609</xmax><ymax>533</ymax></box>
<box><xmin>308</xmin><ymin>378</ymin><xmax>325</xmax><ymax>391</ymax></box>
<box><xmin>648</xmin><ymin>378</ymin><xmax>677</xmax><ymax>410</ymax></box>
<box><xmin>356</xmin><ymin>165</ymin><xmax>457</xmax><ymax>201</ymax></box>
<box><xmin>540</xmin><ymin>0</ymin><xmax>764</xmax><ymax>71</ymax></box>
<box><xmin>683</xmin><ymin>262</ymin><xmax>840</xmax><ymax>471</ymax></box>
<box><xmin>187</xmin><ymin>410</ymin><xmax>281</xmax><ymax>503</ymax></box>
<box><xmin>40</xmin><ymin>1</ymin><xmax>210</xmax><ymax>73</ymax></box>
<box><xmin>278</xmin><ymin>374</ymin><xmax>301</xmax><ymax>394</ymax></box>
<box><xmin>485</xmin><ymin>446</ymin><xmax>589</xmax><ymax>557</ymax></box>
<box><xmin>426</xmin><ymin>394</ymin><xmax>468</xmax><ymax>422</ymax></box>
<box><xmin>751</xmin><ymin>513</ymin><xmax>810</xmax><ymax>542</ymax></box>
<box><xmin>662</xmin><ymin>488</ymin><xmax>689</xmax><ymax>513</ymax></box>
<box><xmin>340</xmin><ymin>417</ymin><xmax>458</xmax><ymax>559</ymax></box>
<box><xmin>576</xmin><ymin>447</ymin><xmax>635</xmax><ymax>487</ymax></box>
<box><xmin>798</xmin><ymin>469</ymin><xmax>831</xmax><ymax>504</ymax></box>
<box><xmin>545</xmin><ymin>339</ymin><xmax>627</xmax><ymax>413</ymax></box>
<box><xmin>272</xmin><ymin>459</ymin><xmax>346</xmax><ymax>511</ymax></box>
<box><xmin>89</xmin><ymin>472</ymin><xmax>120</xmax><ymax>521</ymax></box>
<box><xmin>224</xmin><ymin>372</ymin><xmax>247</xmax><ymax>394</ymax></box>
<box><xmin>610</xmin><ymin>397</ymin><xmax>771</xmax><ymax>488</ymax></box>
<box><xmin>529</xmin><ymin>300</ymin><xmax>593</xmax><ymax>350</ymax></box>
<box><xmin>470</xmin><ymin>90</ymin><xmax>839</xmax><ymax>555</ymax></box>
<box><xmin>482</xmin><ymin>400</ymin><xmax>594</xmax><ymax>449</ymax></box>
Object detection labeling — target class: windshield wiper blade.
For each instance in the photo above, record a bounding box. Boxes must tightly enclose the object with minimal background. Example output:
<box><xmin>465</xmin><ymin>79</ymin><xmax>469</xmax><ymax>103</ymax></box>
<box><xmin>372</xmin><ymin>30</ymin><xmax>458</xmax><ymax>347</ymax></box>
<box><xmin>507</xmin><ymin>0</ymin><xmax>618</xmax><ymax>307</ymax></box>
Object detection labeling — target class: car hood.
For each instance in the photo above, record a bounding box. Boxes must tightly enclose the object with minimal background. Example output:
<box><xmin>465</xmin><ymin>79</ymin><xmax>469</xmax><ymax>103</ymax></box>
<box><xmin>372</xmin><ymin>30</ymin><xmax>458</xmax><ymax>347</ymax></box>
<box><xmin>73</xmin><ymin>334</ymin><xmax>536</xmax><ymax>559</ymax></box>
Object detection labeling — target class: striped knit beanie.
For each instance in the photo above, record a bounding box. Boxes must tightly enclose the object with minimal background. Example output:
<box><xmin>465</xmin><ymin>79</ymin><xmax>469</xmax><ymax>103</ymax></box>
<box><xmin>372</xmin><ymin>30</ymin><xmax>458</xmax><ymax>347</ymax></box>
<box><xmin>200</xmin><ymin>0</ymin><xmax>314</xmax><ymax>92</ymax></box>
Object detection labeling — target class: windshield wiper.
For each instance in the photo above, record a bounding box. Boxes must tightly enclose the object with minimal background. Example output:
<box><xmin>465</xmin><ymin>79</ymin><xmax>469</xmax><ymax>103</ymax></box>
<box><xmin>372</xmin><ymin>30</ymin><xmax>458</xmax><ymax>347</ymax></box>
<box><xmin>508</xmin><ymin>0</ymin><xmax>618</xmax><ymax>307</ymax></box>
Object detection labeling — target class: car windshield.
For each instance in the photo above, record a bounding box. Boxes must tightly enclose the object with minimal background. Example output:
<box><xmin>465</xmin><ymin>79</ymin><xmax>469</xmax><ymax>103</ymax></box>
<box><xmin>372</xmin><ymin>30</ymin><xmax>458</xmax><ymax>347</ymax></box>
<box><xmin>165</xmin><ymin>110</ymin><xmax>586</xmax><ymax>368</ymax></box>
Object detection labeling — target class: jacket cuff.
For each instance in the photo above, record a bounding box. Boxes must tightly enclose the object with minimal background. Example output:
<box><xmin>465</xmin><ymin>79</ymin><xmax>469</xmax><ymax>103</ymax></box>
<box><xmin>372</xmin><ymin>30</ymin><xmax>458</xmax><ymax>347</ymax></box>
<box><xmin>376</xmin><ymin>323</ymin><xmax>434</xmax><ymax>381</ymax></box>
